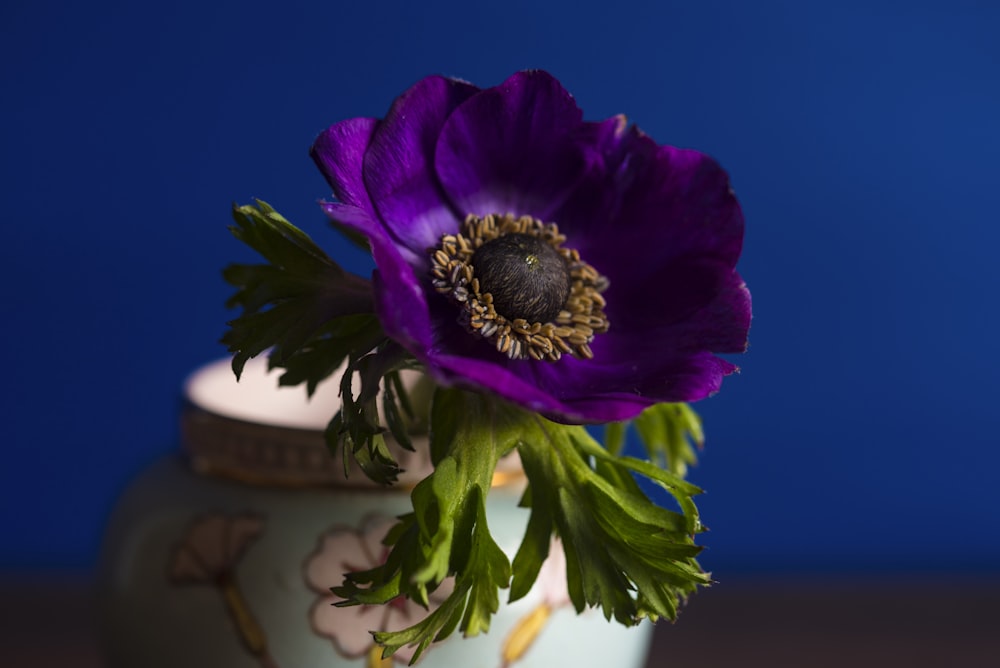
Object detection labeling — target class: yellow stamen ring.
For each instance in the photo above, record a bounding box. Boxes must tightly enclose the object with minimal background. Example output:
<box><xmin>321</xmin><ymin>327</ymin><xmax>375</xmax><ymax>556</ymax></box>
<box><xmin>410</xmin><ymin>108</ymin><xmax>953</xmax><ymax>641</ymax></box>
<box><xmin>430</xmin><ymin>213</ymin><xmax>609</xmax><ymax>362</ymax></box>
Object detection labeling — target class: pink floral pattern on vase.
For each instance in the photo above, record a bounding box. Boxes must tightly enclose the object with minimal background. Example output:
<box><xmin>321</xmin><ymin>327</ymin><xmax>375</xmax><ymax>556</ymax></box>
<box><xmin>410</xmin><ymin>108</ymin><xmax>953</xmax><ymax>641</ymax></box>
<box><xmin>305</xmin><ymin>516</ymin><xmax>451</xmax><ymax>666</ymax></box>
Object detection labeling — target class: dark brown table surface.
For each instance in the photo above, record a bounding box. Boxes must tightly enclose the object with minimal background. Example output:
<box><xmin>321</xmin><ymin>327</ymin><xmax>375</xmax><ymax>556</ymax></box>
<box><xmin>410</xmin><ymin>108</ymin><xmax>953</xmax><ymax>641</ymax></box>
<box><xmin>4</xmin><ymin>573</ymin><xmax>999</xmax><ymax>667</ymax></box>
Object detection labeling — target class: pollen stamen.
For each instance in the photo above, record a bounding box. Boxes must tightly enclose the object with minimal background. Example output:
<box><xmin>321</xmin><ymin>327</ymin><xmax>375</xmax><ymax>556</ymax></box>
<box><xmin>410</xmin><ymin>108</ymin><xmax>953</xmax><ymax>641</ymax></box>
<box><xmin>429</xmin><ymin>213</ymin><xmax>610</xmax><ymax>362</ymax></box>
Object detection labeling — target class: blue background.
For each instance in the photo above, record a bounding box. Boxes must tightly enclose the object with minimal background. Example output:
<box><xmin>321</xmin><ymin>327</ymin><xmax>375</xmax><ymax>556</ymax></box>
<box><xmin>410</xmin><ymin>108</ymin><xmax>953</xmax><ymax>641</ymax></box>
<box><xmin>2</xmin><ymin>0</ymin><xmax>998</xmax><ymax>573</ymax></box>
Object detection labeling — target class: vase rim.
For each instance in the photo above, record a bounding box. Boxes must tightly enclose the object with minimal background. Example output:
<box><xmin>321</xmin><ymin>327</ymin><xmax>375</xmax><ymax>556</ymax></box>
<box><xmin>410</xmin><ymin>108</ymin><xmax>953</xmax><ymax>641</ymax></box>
<box><xmin>183</xmin><ymin>356</ymin><xmax>346</xmax><ymax>431</ymax></box>
<box><xmin>180</xmin><ymin>355</ymin><xmax>524</xmax><ymax>490</ymax></box>
<box><xmin>180</xmin><ymin>356</ymin><xmax>434</xmax><ymax>488</ymax></box>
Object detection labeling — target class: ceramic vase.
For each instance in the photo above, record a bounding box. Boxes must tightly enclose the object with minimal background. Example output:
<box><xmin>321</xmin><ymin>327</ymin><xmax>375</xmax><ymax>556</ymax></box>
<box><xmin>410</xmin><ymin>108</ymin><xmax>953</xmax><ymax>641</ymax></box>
<box><xmin>98</xmin><ymin>357</ymin><xmax>653</xmax><ymax>668</ymax></box>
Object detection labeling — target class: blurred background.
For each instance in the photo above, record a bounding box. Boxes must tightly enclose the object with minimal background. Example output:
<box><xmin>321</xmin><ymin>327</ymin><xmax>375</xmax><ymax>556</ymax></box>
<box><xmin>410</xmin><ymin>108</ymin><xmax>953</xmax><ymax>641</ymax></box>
<box><xmin>2</xmin><ymin>0</ymin><xmax>998</xmax><ymax>665</ymax></box>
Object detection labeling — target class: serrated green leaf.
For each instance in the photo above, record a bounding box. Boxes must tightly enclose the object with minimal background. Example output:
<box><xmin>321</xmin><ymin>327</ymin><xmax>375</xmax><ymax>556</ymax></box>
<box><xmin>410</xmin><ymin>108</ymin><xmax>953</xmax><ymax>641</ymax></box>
<box><xmin>222</xmin><ymin>201</ymin><xmax>376</xmax><ymax>384</ymax></box>
<box><xmin>332</xmin><ymin>393</ymin><xmax>711</xmax><ymax>660</ymax></box>
<box><xmin>632</xmin><ymin>403</ymin><xmax>703</xmax><ymax>478</ymax></box>
<box><xmin>513</xmin><ymin>416</ymin><xmax>709</xmax><ymax>625</ymax></box>
<box><xmin>604</xmin><ymin>421</ymin><xmax>627</xmax><ymax>455</ymax></box>
<box><xmin>337</xmin><ymin>388</ymin><xmax>521</xmax><ymax>662</ymax></box>
<box><xmin>272</xmin><ymin>314</ymin><xmax>382</xmax><ymax>396</ymax></box>
<box><xmin>324</xmin><ymin>348</ymin><xmax>406</xmax><ymax>485</ymax></box>
<box><xmin>507</xmin><ymin>498</ymin><xmax>552</xmax><ymax>602</ymax></box>
<box><xmin>382</xmin><ymin>374</ymin><xmax>414</xmax><ymax>452</ymax></box>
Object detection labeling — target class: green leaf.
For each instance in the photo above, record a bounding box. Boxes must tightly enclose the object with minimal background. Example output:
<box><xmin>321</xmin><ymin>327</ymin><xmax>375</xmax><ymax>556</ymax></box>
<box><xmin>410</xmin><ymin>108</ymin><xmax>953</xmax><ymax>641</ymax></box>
<box><xmin>333</xmin><ymin>392</ymin><xmax>711</xmax><ymax>661</ymax></box>
<box><xmin>271</xmin><ymin>313</ymin><xmax>382</xmax><ymax>395</ymax></box>
<box><xmin>604</xmin><ymin>420</ymin><xmax>627</xmax><ymax>455</ymax></box>
<box><xmin>512</xmin><ymin>417</ymin><xmax>709</xmax><ymax>624</ymax></box>
<box><xmin>222</xmin><ymin>201</ymin><xmax>376</xmax><ymax>385</ymax></box>
<box><xmin>223</xmin><ymin>201</ymin><xmax>425</xmax><ymax>485</ymax></box>
<box><xmin>321</xmin><ymin>387</ymin><xmax>715</xmax><ymax>661</ymax></box>
<box><xmin>507</xmin><ymin>492</ymin><xmax>552</xmax><ymax>602</ymax></box>
<box><xmin>335</xmin><ymin>388</ymin><xmax>522</xmax><ymax>662</ymax></box>
<box><xmin>324</xmin><ymin>345</ymin><xmax>409</xmax><ymax>485</ymax></box>
<box><xmin>631</xmin><ymin>403</ymin><xmax>704</xmax><ymax>478</ymax></box>
<box><xmin>382</xmin><ymin>372</ymin><xmax>414</xmax><ymax>452</ymax></box>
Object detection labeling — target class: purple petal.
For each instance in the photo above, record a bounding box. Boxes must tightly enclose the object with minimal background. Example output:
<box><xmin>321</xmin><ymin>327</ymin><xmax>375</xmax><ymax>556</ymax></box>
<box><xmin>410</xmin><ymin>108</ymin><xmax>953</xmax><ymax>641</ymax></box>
<box><xmin>417</xmin><ymin>313</ymin><xmax>743</xmax><ymax>425</ymax></box>
<box><xmin>435</xmin><ymin>70</ymin><xmax>587</xmax><ymax>221</ymax></box>
<box><xmin>552</xmin><ymin>119</ymin><xmax>656</xmax><ymax>240</ymax></box>
<box><xmin>424</xmin><ymin>350</ymin><xmax>594</xmax><ymax>420</ymax></box>
<box><xmin>311</xmin><ymin>117</ymin><xmax>379</xmax><ymax>213</ymax></box>
<box><xmin>552</xmin><ymin>128</ymin><xmax>745</xmax><ymax>341</ymax></box>
<box><xmin>414</xmin><ymin>266</ymin><xmax>749</xmax><ymax>423</ymax></box>
<box><xmin>565</xmin><ymin>141</ymin><xmax>744</xmax><ymax>274</ymax></box>
<box><xmin>423</xmin><ymin>344</ymin><xmax>736</xmax><ymax>424</ymax></box>
<box><xmin>320</xmin><ymin>202</ymin><xmax>435</xmax><ymax>353</ymax></box>
<box><xmin>362</xmin><ymin>76</ymin><xmax>478</xmax><ymax>256</ymax></box>
<box><xmin>607</xmin><ymin>269</ymin><xmax>751</xmax><ymax>356</ymax></box>
<box><xmin>534</xmin><ymin>352</ymin><xmax>738</xmax><ymax>422</ymax></box>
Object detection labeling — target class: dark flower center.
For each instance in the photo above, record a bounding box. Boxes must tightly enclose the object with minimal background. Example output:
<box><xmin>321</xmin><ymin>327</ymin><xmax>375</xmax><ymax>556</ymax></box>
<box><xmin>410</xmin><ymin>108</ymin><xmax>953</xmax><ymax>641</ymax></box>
<box><xmin>430</xmin><ymin>213</ymin><xmax>609</xmax><ymax>362</ymax></box>
<box><xmin>471</xmin><ymin>233</ymin><xmax>570</xmax><ymax>324</ymax></box>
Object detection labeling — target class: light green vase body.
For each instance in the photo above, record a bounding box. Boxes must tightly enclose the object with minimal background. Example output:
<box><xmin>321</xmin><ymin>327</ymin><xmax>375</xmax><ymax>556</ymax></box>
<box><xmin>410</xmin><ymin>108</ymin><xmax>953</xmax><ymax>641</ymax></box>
<box><xmin>98</xmin><ymin>358</ymin><xmax>653</xmax><ymax>668</ymax></box>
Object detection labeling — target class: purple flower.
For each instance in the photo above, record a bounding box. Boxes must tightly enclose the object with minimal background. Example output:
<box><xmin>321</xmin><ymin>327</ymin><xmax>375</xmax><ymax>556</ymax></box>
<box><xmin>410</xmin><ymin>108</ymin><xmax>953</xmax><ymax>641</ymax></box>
<box><xmin>312</xmin><ymin>71</ymin><xmax>750</xmax><ymax>424</ymax></box>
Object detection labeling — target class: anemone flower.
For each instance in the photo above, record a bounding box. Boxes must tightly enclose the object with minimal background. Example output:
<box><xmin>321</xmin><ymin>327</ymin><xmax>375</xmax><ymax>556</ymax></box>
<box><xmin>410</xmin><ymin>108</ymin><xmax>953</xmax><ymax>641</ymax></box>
<box><xmin>312</xmin><ymin>70</ymin><xmax>750</xmax><ymax>423</ymax></box>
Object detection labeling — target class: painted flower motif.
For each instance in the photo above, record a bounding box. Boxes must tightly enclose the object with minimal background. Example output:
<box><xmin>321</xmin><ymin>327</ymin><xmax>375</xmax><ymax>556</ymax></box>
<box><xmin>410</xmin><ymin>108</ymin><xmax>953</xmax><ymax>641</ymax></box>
<box><xmin>501</xmin><ymin>539</ymin><xmax>572</xmax><ymax>667</ymax></box>
<box><xmin>305</xmin><ymin>516</ymin><xmax>450</xmax><ymax>665</ymax></box>
<box><xmin>533</xmin><ymin>539</ymin><xmax>571</xmax><ymax>611</ymax></box>
<box><xmin>168</xmin><ymin>514</ymin><xmax>277</xmax><ymax>667</ymax></box>
<box><xmin>312</xmin><ymin>70</ymin><xmax>751</xmax><ymax>423</ymax></box>
<box><xmin>169</xmin><ymin>513</ymin><xmax>264</xmax><ymax>582</ymax></box>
